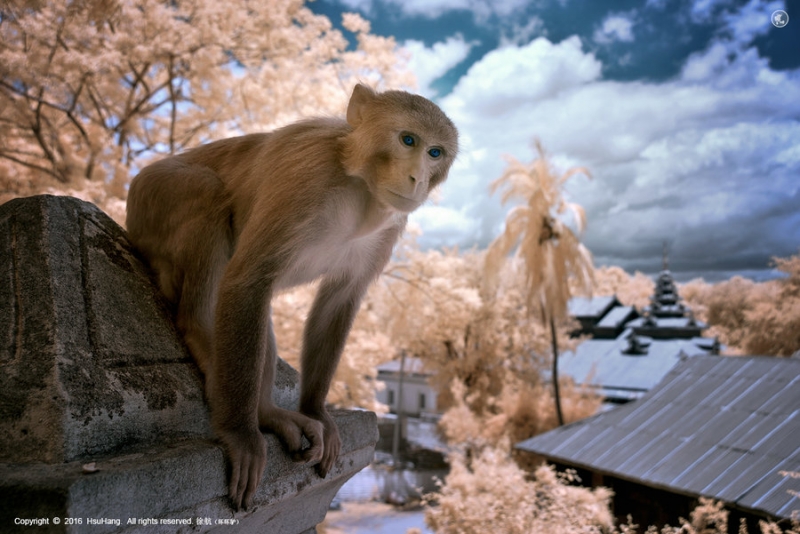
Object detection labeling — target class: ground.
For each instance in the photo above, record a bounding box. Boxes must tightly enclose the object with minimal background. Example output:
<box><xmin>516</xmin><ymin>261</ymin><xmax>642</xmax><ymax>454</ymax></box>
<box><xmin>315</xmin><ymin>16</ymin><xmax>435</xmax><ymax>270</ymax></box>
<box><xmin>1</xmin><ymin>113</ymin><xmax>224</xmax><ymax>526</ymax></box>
<box><xmin>320</xmin><ymin>501</ymin><xmax>431</xmax><ymax>534</ymax></box>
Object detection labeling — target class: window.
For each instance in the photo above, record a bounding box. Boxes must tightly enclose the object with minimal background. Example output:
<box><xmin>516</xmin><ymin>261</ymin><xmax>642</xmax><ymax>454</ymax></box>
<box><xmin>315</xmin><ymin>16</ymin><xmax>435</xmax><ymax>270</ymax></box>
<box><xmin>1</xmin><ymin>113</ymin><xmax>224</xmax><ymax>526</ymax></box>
<box><xmin>387</xmin><ymin>389</ymin><xmax>395</xmax><ymax>406</ymax></box>
<box><xmin>419</xmin><ymin>393</ymin><xmax>426</xmax><ymax>411</ymax></box>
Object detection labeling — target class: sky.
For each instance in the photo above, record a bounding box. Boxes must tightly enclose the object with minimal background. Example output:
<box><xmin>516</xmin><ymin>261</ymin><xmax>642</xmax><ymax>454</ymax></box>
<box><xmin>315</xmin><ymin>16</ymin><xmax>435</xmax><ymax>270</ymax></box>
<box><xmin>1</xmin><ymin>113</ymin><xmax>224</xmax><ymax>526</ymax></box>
<box><xmin>310</xmin><ymin>0</ymin><xmax>800</xmax><ymax>282</ymax></box>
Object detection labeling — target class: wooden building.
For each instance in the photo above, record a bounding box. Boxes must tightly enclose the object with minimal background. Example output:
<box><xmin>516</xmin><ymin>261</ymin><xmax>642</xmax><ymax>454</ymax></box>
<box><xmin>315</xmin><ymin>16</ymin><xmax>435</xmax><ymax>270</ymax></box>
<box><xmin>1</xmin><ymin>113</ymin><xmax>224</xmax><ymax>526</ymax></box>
<box><xmin>562</xmin><ymin>268</ymin><xmax>719</xmax><ymax>404</ymax></box>
<box><xmin>518</xmin><ymin>356</ymin><xmax>800</xmax><ymax>532</ymax></box>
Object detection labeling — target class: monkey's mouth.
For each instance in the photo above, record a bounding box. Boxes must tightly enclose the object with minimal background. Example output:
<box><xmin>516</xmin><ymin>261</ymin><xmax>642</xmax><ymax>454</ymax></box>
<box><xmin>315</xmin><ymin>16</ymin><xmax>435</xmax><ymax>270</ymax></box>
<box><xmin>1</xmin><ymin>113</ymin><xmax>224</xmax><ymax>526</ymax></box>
<box><xmin>386</xmin><ymin>191</ymin><xmax>420</xmax><ymax>212</ymax></box>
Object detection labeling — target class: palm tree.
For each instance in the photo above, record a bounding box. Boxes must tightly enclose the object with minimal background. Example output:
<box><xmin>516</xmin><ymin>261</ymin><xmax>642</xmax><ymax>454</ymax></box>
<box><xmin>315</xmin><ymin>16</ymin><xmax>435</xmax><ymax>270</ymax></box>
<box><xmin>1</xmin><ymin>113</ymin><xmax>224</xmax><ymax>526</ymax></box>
<box><xmin>484</xmin><ymin>139</ymin><xmax>593</xmax><ymax>426</ymax></box>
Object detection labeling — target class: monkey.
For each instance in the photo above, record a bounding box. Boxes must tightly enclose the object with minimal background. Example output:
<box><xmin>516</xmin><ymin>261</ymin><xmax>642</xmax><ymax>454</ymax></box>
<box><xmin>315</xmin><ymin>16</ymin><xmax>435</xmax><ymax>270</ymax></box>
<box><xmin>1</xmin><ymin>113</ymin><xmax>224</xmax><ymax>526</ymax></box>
<box><xmin>125</xmin><ymin>84</ymin><xmax>458</xmax><ymax>510</ymax></box>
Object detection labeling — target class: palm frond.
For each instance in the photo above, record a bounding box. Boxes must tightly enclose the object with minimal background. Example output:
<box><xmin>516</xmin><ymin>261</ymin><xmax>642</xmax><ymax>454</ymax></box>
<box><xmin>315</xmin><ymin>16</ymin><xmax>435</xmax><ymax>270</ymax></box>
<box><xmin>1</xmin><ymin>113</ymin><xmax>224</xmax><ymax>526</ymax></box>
<box><xmin>485</xmin><ymin>138</ymin><xmax>595</xmax><ymax>322</ymax></box>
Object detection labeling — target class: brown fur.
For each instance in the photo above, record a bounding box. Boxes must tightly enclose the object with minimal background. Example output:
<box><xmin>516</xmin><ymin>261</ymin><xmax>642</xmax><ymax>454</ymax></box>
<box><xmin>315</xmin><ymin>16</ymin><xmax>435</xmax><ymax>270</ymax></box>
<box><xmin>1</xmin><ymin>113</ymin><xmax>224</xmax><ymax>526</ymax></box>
<box><xmin>126</xmin><ymin>84</ymin><xmax>458</xmax><ymax>510</ymax></box>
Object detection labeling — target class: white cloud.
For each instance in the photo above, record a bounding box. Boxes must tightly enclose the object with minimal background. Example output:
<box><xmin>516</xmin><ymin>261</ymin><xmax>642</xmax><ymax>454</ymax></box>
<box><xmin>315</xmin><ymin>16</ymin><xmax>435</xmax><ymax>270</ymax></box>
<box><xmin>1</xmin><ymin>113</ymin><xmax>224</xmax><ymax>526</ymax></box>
<box><xmin>402</xmin><ymin>36</ymin><xmax>475</xmax><ymax>98</ymax></box>
<box><xmin>593</xmin><ymin>13</ymin><xmax>636</xmax><ymax>44</ymax></box>
<box><xmin>444</xmin><ymin>36</ymin><xmax>601</xmax><ymax>116</ymax></box>
<box><xmin>681</xmin><ymin>0</ymin><xmax>787</xmax><ymax>91</ymax></box>
<box><xmin>336</xmin><ymin>0</ymin><xmax>375</xmax><ymax>15</ymax></box>
<box><xmin>690</xmin><ymin>0</ymin><xmax>729</xmax><ymax>23</ymax></box>
<box><xmin>722</xmin><ymin>0</ymin><xmax>783</xmax><ymax>44</ymax></box>
<box><xmin>689</xmin><ymin>0</ymin><xmax>785</xmax><ymax>42</ymax></box>
<box><xmin>410</xmin><ymin>204</ymin><xmax>482</xmax><ymax>245</ymax></box>
<box><xmin>399</xmin><ymin>0</ymin><xmax>530</xmax><ymax>19</ymax></box>
<box><xmin>417</xmin><ymin>31</ymin><xmax>800</xmax><ymax>274</ymax></box>
<box><xmin>332</xmin><ymin>0</ymin><xmax>529</xmax><ymax>21</ymax></box>
<box><xmin>390</xmin><ymin>0</ymin><xmax>472</xmax><ymax>18</ymax></box>
<box><xmin>681</xmin><ymin>41</ymin><xmax>778</xmax><ymax>89</ymax></box>
<box><xmin>499</xmin><ymin>16</ymin><xmax>547</xmax><ymax>47</ymax></box>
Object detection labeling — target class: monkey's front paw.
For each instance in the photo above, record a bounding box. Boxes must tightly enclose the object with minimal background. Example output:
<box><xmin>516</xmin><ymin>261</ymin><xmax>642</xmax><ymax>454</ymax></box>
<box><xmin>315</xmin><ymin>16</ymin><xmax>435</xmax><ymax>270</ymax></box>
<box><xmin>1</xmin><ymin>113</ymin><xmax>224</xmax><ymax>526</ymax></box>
<box><xmin>313</xmin><ymin>413</ymin><xmax>341</xmax><ymax>478</ymax></box>
<box><xmin>286</xmin><ymin>415</ymin><xmax>325</xmax><ymax>465</ymax></box>
<box><xmin>220</xmin><ymin>429</ymin><xmax>267</xmax><ymax>511</ymax></box>
<box><xmin>260</xmin><ymin>408</ymin><xmax>325</xmax><ymax>465</ymax></box>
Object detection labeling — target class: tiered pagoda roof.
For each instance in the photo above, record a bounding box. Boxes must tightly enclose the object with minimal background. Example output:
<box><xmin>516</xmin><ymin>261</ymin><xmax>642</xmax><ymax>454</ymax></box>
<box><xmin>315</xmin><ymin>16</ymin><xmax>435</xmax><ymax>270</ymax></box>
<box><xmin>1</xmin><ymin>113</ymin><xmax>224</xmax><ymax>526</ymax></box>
<box><xmin>562</xmin><ymin>253</ymin><xmax>720</xmax><ymax>404</ymax></box>
<box><xmin>627</xmin><ymin>269</ymin><xmax>706</xmax><ymax>339</ymax></box>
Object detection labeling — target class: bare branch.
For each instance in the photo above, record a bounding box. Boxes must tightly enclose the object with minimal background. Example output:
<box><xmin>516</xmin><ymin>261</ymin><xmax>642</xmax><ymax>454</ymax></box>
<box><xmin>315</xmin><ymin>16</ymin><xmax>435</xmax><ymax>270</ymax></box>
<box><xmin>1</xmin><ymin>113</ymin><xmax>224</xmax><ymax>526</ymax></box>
<box><xmin>0</xmin><ymin>151</ymin><xmax>61</xmax><ymax>179</ymax></box>
<box><xmin>167</xmin><ymin>55</ymin><xmax>177</xmax><ymax>153</ymax></box>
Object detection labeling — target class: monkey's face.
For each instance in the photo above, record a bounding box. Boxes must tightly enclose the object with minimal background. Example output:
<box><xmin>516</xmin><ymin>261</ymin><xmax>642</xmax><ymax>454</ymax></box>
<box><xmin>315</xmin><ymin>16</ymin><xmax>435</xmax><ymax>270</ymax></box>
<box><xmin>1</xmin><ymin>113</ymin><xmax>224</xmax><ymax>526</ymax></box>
<box><xmin>372</xmin><ymin>129</ymin><xmax>452</xmax><ymax>213</ymax></box>
<box><xmin>344</xmin><ymin>84</ymin><xmax>459</xmax><ymax>214</ymax></box>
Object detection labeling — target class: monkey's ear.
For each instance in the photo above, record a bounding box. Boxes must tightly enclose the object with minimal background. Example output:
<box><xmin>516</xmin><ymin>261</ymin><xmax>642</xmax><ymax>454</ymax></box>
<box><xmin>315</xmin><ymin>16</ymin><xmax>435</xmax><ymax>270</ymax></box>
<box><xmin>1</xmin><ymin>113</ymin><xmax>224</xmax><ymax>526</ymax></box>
<box><xmin>346</xmin><ymin>84</ymin><xmax>376</xmax><ymax>127</ymax></box>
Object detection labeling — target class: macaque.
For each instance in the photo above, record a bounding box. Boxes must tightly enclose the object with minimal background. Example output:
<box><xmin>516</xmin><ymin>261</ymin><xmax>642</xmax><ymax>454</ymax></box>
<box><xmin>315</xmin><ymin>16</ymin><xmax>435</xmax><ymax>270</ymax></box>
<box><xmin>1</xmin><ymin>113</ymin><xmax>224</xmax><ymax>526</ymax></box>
<box><xmin>126</xmin><ymin>84</ymin><xmax>458</xmax><ymax>510</ymax></box>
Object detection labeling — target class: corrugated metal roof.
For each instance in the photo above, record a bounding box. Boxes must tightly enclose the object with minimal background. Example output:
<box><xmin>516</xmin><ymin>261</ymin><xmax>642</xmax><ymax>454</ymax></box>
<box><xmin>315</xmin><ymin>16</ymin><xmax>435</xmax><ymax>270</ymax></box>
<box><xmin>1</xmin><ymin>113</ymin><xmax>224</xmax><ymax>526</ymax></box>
<box><xmin>376</xmin><ymin>356</ymin><xmax>429</xmax><ymax>375</ymax></box>
<box><xmin>558</xmin><ymin>330</ymin><xmax>713</xmax><ymax>396</ymax></box>
<box><xmin>517</xmin><ymin>356</ymin><xmax>800</xmax><ymax>520</ymax></box>
<box><xmin>596</xmin><ymin>306</ymin><xmax>635</xmax><ymax>329</ymax></box>
<box><xmin>568</xmin><ymin>295</ymin><xmax>618</xmax><ymax>319</ymax></box>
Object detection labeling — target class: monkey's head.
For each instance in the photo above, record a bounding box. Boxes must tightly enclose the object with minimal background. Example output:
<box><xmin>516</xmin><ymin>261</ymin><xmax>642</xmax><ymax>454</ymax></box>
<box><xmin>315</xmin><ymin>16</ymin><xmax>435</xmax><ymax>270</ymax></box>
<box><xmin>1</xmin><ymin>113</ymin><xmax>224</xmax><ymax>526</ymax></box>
<box><xmin>343</xmin><ymin>84</ymin><xmax>459</xmax><ymax>213</ymax></box>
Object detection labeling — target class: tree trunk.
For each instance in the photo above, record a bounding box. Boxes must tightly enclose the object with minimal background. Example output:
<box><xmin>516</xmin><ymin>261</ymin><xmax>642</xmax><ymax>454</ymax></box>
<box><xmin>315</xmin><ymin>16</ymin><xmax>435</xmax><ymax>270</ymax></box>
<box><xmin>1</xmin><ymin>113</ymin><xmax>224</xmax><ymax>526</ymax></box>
<box><xmin>391</xmin><ymin>351</ymin><xmax>406</xmax><ymax>464</ymax></box>
<box><xmin>550</xmin><ymin>316</ymin><xmax>564</xmax><ymax>426</ymax></box>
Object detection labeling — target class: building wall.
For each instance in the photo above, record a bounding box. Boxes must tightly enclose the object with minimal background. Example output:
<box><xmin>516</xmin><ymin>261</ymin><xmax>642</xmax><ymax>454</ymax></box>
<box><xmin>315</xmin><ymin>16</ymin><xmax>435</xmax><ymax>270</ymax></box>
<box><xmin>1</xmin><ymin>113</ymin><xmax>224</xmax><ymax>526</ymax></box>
<box><xmin>564</xmin><ymin>466</ymin><xmax>774</xmax><ymax>534</ymax></box>
<box><xmin>376</xmin><ymin>374</ymin><xmax>438</xmax><ymax>417</ymax></box>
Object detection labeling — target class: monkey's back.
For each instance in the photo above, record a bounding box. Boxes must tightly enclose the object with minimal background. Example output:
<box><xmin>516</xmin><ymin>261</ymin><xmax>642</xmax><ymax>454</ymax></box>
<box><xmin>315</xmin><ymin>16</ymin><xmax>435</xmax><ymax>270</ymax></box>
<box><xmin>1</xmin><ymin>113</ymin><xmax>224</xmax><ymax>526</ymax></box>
<box><xmin>177</xmin><ymin>120</ymin><xmax>354</xmax><ymax>227</ymax></box>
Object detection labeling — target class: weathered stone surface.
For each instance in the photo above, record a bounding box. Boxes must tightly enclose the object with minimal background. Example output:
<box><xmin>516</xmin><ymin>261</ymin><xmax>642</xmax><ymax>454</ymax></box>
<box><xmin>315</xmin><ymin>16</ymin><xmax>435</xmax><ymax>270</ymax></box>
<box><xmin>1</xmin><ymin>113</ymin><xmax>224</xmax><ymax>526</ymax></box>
<box><xmin>1</xmin><ymin>195</ymin><xmax>210</xmax><ymax>463</ymax></box>
<box><xmin>0</xmin><ymin>195</ymin><xmax>377</xmax><ymax>533</ymax></box>
<box><xmin>0</xmin><ymin>409</ymin><xmax>377</xmax><ymax>534</ymax></box>
<box><xmin>0</xmin><ymin>195</ymin><xmax>303</xmax><ymax>464</ymax></box>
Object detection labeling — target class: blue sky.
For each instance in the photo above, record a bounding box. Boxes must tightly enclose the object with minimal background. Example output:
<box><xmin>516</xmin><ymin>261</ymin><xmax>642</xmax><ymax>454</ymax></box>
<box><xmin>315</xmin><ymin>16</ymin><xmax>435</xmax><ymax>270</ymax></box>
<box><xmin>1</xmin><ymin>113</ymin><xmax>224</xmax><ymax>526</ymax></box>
<box><xmin>311</xmin><ymin>0</ymin><xmax>799</xmax><ymax>281</ymax></box>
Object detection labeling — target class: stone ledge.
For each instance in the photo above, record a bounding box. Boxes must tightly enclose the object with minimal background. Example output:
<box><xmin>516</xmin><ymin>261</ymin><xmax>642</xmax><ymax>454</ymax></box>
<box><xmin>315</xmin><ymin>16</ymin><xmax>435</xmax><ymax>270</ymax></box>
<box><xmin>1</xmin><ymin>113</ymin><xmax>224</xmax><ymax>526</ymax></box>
<box><xmin>0</xmin><ymin>195</ymin><xmax>378</xmax><ymax>534</ymax></box>
<box><xmin>1</xmin><ymin>410</ymin><xmax>376</xmax><ymax>534</ymax></box>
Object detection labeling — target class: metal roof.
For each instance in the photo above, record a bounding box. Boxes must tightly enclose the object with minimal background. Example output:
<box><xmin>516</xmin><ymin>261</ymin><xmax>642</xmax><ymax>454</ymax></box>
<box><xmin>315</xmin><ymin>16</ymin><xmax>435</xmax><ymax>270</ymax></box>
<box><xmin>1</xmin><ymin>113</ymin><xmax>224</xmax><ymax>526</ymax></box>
<box><xmin>568</xmin><ymin>295</ymin><xmax>618</xmax><ymax>320</ymax></box>
<box><xmin>596</xmin><ymin>305</ymin><xmax>636</xmax><ymax>329</ymax></box>
<box><xmin>627</xmin><ymin>316</ymin><xmax>708</xmax><ymax>330</ymax></box>
<box><xmin>517</xmin><ymin>355</ymin><xmax>800</xmax><ymax>520</ymax></box>
<box><xmin>377</xmin><ymin>356</ymin><xmax>429</xmax><ymax>375</ymax></box>
<box><xmin>559</xmin><ymin>330</ymin><xmax>713</xmax><ymax>396</ymax></box>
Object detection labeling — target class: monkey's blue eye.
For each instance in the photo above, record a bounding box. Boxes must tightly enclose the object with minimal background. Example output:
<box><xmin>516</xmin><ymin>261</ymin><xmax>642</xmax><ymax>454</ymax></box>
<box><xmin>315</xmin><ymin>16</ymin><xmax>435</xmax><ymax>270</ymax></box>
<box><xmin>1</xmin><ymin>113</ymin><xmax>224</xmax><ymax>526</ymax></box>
<box><xmin>428</xmin><ymin>148</ymin><xmax>442</xmax><ymax>158</ymax></box>
<box><xmin>402</xmin><ymin>135</ymin><xmax>415</xmax><ymax>147</ymax></box>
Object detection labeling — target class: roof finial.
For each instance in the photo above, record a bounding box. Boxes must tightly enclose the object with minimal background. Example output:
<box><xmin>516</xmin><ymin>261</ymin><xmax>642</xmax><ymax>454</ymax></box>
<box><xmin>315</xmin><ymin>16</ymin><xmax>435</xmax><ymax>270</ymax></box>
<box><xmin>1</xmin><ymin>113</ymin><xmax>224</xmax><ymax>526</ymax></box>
<box><xmin>662</xmin><ymin>240</ymin><xmax>669</xmax><ymax>271</ymax></box>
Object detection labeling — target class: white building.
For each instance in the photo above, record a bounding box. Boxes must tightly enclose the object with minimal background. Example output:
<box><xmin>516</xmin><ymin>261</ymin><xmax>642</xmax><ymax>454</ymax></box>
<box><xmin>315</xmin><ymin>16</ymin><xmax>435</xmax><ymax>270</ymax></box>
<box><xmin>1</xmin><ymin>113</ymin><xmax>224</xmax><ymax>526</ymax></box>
<box><xmin>375</xmin><ymin>356</ymin><xmax>439</xmax><ymax>417</ymax></box>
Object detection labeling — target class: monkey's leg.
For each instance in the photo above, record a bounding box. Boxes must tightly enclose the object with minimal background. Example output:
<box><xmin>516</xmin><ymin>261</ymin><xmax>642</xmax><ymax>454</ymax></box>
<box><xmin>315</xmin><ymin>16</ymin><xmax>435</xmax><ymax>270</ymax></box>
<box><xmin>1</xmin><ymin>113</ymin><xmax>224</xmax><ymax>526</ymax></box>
<box><xmin>210</xmin><ymin>284</ymin><xmax>268</xmax><ymax>510</ymax></box>
<box><xmin>168</xmin><ymin>170</ymin><xmax>233</xmax><ymax>376</ymax></box>
<box><xmin>257</xmin><ymin>314</ymin><xmax>325</xmax><ymax>463</ymax></box>
<box><xmin>174</xmin><ymin>237</ymin><xmax>230</xmax><ymax>377</ymax></box>
<box><xmin>298</xmin><ymin>276</ymin><xmax>367</xmax><ymax>477</ymax></box>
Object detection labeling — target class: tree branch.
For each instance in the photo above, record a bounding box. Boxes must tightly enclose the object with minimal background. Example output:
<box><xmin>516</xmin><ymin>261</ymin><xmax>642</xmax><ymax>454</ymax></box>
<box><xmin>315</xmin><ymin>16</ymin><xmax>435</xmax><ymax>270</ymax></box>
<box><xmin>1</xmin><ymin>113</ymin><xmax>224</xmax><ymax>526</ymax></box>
<box><xmin>0</xmin><ymin>151</ymin><xmax>61</xmax><ymax>180</ymax></box>
<box><xmin>167</xmin><ymin>55</ymin><xmax>177</xmax><ymax>153</ymax></box>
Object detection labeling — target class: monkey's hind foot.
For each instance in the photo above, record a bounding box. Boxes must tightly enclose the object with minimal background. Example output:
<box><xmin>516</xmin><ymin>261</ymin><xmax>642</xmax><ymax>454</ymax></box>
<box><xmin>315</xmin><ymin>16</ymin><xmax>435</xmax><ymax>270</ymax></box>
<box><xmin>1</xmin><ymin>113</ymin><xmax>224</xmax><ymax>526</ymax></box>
<box><xmin>218</xmin><ymin>427</ymin><xmax>267</xmax><ymax>511</ymax></box>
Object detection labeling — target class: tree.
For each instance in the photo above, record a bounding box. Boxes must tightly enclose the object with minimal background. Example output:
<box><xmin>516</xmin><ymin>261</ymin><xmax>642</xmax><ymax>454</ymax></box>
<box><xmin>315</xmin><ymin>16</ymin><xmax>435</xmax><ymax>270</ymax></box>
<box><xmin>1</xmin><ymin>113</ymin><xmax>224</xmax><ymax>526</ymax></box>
<box><xmin>742</xmin><ymin>253</ymin><xmax>800</xmax><ymax>356</ymax></box>
<box><xmin>425</xmin><ymin>447</ymin><xmax>615</xmax><ymax>534</ymax></box>
<box><xmin>593</xmin><ymin>265</ymin><xmax>654</xmax><ymax>309</ymax></box>
<box><xmin>0</xmin><ymin>0</ymin><xmax>412</xmax><ymax>221</ymax></box>
<box><xmin>271</xmin><ymin>281</ymin><xmax>395</xmax><ymax>412</ymax></box>
<box><xmin>375</xmin><ymin>231</ymin><xmax>553</xmax><ymax>417</ymax></box>
<box><xmin>378</xmin><ymin>241</ymin><xmax>517</xmax><ymax>414</ymax></box>
<box><xmin>370</xmin><ymin>230</ymin><xmax>600</xmax><ymax>462</ymax></box>
<box><xmin>679</xmin><ymin>252</ymin><xmax>800</xmax><ymax>357</ymax></box>
<box><xmin>484</xmin><ymin>139</ymin><xmax>593</xmax><ymax>426</ymax></box>
<box><xmin>425</xmin><ymin>457</ymin><xmax>799</xmax><ymax>534</ymax></box>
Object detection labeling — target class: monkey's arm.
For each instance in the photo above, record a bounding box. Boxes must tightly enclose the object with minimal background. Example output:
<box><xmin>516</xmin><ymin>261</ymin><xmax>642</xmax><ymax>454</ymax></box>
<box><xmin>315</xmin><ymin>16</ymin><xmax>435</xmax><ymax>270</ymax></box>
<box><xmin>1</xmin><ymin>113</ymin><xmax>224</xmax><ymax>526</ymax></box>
<box><xmin>298</xmin><ymin>228</ymin><xmax>399</xmax><ymax>476</ymax></box>
<box><xmin>298</xmin><ymin>275</ymin><xmax>368</xmax><ymax>477</ymax></box>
